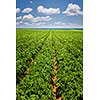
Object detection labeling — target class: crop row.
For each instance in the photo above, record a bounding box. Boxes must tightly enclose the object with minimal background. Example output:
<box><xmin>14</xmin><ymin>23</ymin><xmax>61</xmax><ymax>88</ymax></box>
<box><xmin>51</xmin><ymin>30</ymin><xmax>83</xmax><ymax>100</ymax></box>
<box><xmin>16</xmin><ymin>29</ymin><xmax>50</xmax><ymax>84</ymax></box>
<box><xmin>16</xmin><ymin>30</ymin><xmax>55</xmax><ymax>100</ymax></box>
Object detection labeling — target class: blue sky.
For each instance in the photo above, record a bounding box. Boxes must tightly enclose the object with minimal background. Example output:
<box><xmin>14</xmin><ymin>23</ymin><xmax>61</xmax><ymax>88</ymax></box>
<box><xmin>16</xmin><ymin>0</ymin><xmax>83</xmax><ymax>28</ymax></box>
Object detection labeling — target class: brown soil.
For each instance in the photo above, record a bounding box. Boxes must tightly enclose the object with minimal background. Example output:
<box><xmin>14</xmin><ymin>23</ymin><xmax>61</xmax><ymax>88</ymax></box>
<box><xmin>51</xmin><ymin>48</ymin><xmax>63</xmax><ymax>100</ymax></box>
<box><xmin>19</xmin><ymin>73</ymin><xmax>24</xmax><ymax>79</ymax></box>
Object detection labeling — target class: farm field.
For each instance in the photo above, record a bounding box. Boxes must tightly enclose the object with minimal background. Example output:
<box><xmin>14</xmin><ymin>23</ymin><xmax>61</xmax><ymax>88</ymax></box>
<box><xmin>16</xmin><ymin>29</ymin><xmax>83</xmax><ymax>100</ymax></box>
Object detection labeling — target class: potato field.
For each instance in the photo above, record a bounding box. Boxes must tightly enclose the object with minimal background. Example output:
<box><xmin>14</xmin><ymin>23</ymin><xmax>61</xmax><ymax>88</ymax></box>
<box><xmin>16</xmin><ymin>29</ymin><xmax>83</xmax><ymax>100</ymax></box>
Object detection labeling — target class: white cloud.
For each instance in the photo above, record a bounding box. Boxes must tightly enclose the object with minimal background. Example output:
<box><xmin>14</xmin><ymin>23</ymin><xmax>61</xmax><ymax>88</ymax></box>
<box><xmin>54</xmin><ymin>22</ymin><xmax>83</xmax><ymax>28</ymax></box>
<box><xmin>16</xmin><ymin>16</ymin><xmax>22</xmax><ymax>21</ymax></box>
<box><xmin>22</xmin><ymin>8</ymin><xmax>32</xmax><ymax>13</ymax></box>
<box><xmin>32</xmin><ymin>16</ymin><xmax>52</xmax><ymax>22</ymax></box>
<box><xmin>16</xmin><ymin>20</ymin><xmax>47</xmax><ymax>27</ymax></box>
<box><xmin>16</xmin><ymin>20</ymin><xmax>82</xmax><ymax>28</ymax></box>
<box><xmin>22</xmin><ymin>14</ymin><xmax>33</xmax><ymax>21</ymax></box>
<box><xmin>37</xmin><ymin>5</ymin><xmax>60</xmax><ymax>15</ymax></box>
<box><xmin>22</xmin><ymin>14</ymin><xmax>52</xmax><ymax>23</ymax></box>
<box><xmin>63</xmin><ymin>3</ymin><xmax>83</xmax><ymax>16</ymax></box>
<box><xmin>34</xmin><ymin>22</ymin><xmax>46</xmax><ymax>26</ymax></box>
<box><xmin>16</xmin><ymin>8</ymin><xmax>21</xmax><ymax>14</ymax></box>
<box><xmin>17</xmin><ymin>14</ymin><xmax>52</xmax><ymax>27</ymax></box>
<box><xmin>54</xmin><ymin>22</ymin><xmax>67</xmax><ymax>26</ymax></box>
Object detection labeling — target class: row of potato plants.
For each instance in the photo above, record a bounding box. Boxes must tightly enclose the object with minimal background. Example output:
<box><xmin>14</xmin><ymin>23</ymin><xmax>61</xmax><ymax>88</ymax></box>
<box><xmin>51</xmin><ymin>30</ymin><xmax>83</xmax><ymax>100</ymax></box>
<box><xmin>16</xmin><ymin>30</ymin><xmax>55</xmax><ymax>100</ymax></box>
<box><xmin>16</xmin><ymin>29</ymin><xmax>49</xmax><ymax>84</ymax></box>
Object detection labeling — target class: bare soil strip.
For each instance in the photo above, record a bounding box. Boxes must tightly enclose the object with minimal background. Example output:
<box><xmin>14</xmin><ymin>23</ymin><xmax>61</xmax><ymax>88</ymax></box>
<box><xmin>52</xmin><ymin>48</ymin><xmax>63</xmax><ymax>100</ymax></box>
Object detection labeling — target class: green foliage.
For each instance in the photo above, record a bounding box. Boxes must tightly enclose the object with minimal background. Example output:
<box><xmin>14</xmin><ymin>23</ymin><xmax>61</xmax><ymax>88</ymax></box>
<box><xmin>16</xmin><ymin>29</ymin><xmax>83</xmax><ymax>100</ymax></box>
<box><xmin>52</xmin><ymin>30</ymin><xmax>83</xmax><ymax>100</ymax></box>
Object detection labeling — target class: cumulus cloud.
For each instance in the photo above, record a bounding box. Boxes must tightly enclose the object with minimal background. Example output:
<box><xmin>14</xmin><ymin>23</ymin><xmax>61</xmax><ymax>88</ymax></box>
<box><xmin>63</xmin><ymin>3</ymin><xmax>83</xmax><ymax>16</ymax></box>
<box><xmin>22</xmin><ymin>8</ymin><xmax>32</xmax><ymax>13</ymax></box>
<box><xmin>17</xmin><ymin>14</ymin><xmax>52</xmax><ymax>27</ymax></box>
<box><xmin>37</xmin><ymin>5</ymin><xmax>60</xmax><ymax>15</ymax></box>
<box><xmin>16</xmin><ymin>8</ymin><xmax>21</xmax><ymax>14</ymax></box>
<box><xmin>22</xmin><ymin>14</ymin><xmax>33</xmax><ymax>21</ymax></box>
<box><xmin>22</xmin><ymin>14</ymin><xmax>52</xmax><ymax>23</ymax></box>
